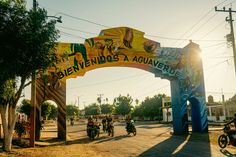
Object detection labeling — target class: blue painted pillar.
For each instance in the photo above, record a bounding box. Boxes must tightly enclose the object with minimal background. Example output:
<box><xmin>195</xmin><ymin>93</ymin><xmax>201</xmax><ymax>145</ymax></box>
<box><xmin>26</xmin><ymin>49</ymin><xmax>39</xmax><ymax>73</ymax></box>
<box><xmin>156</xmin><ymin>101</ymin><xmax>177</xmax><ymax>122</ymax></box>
<box><xmin>189</xmin><ymin>83</ymin><xmax>208</xmax><ymax>133</ymax></box>
<box><xmin>184</xmin><ymin>42</ymin><xmax>208</xmax><ymax>133</ymax></box>
<box><xmin>170</xmin><ymin>79</ymin><xmax>189</xmax><ymax>134</ymax></box>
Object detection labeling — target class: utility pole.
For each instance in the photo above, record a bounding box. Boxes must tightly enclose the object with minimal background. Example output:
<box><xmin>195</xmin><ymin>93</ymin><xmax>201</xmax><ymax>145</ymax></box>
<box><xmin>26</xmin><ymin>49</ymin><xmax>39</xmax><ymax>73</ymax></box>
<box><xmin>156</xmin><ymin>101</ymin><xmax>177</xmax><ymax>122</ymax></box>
<box><xmin>30</xmin><ymin>0</ymin><xmax>37</xmax><ymax>147</ymax></box>
<box><xmin>221</xmin><ymin>89</ymin><xmax>227</xmax><ymax>120</ymax></box>
<box><xmin>215</xmin><ymin>6</ymin><xmax>236</xmax><ymax>75</ymax></box>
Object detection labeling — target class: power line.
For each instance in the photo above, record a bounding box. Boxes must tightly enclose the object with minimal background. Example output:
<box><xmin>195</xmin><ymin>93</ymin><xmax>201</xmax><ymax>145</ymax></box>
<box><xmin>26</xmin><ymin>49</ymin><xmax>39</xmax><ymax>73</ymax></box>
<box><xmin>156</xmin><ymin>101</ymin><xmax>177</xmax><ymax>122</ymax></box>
<box><xmin>57</xmin><ymin>12</ymin><xmax>109</xmax><ymax>28</ymax></box>
<box><xmin>200</xmin><ymin>20</ymin><xmax>225</xmax><ymax>39</ymax></box>
<box><xmin>58</xmin><ymin>24</ymin><xmax>225</xmax><ymax>42</ymax></box>
<box><xmin>201</xmin><ymin>42</ymin><xmax>226</xmax><ymax>48</ymax></box>
<box><xmin>173</xmin><ymin>10</ymin><xmax>214</xmax><ymax>46</ymax></box>
<box><xmin>223</xmin><ymin>0</ymin><xmax>236</xmax><ymax>7</ymax></box>
<box><xmin>68</xmin><ymin>73</ymin><xmax>149</xmax><ymax>90</ymax></box>
<box><xmin>217</xmin><ymin>0</ymin><xmax>231</xmax><ymax>7</ymax></box>
<box><xmin>58</xmin><ymin>25</ymin><xmax>98</xmax><ymax>35</ymax></box>
<box><xmin>41</xmin><ymin>4</ymin><xmax>225</xmax><ymax>43</ymax></box>
<box><xmin>134</xmin><ymin>84</ymin><xmax>170</xmax><ymax>99</ymax></box>
<box><xmin>177</xmin><ymin>13</ymin><xmax>218</xmax><ymax>47</ymax></box>
<box><xmin>205</xmin><ymin>58</ymin><xmax>232</xmax><ymax>71</ymax></box>
<box><xmin>173</xmin><ymin>0</ymin><xmax>229</xmax><ymax>47</ymax></box>
<box><xmin>60</xmin><ymin>30</ymin><xmax>87</xmax><ymax>39</ymax></box>
<box><xmin>145</xmin><ymin>34</ymin><xmax>224</xmax><ymax>42</ymax></box>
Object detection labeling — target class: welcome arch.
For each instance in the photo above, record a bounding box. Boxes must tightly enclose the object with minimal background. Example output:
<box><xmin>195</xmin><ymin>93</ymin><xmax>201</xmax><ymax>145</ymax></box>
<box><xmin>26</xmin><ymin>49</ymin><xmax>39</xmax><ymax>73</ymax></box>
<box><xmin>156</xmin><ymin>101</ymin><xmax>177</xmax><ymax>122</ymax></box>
<box><xmin>35</xmin><ymin>27</ymin><xmax>208</xmax><ymax>140</ymax></box>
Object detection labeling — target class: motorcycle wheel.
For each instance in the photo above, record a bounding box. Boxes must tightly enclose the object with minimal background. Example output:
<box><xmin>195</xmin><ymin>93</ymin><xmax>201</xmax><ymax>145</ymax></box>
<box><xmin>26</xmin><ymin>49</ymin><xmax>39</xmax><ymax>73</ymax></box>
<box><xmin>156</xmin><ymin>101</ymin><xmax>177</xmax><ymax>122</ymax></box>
<box><xmin>111</xmin><ymin>127</ymin><xmax>114</xmax><ymax>137</ymax></box>
<box><xmin>133</xmin><ymin>128</ymin><xmax>137</xmax><ymax>136</ymax></box>
<box><xmin>90</xmin><ymin>130</ymin><xmax>95</xmax><ymax>140</ymax></box>
<box><xmin>218</xmin><ymin>134</ymin><xmax>228</xmax><ymax>148</ymax></box>
<box><xmin>97</xmin><ymin>129</ymin><xmax>100</xmax><ymax>138</ymax></box>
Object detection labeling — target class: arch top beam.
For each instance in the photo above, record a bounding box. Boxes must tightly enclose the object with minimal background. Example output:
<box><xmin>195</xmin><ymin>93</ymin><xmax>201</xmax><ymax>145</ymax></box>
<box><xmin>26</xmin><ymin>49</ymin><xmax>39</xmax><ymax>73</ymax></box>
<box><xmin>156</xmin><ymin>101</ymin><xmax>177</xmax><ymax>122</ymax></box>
<box><xmin>48</xmin><ymin>27</ymin><xmax>192</xmax><ymax>81</ymax></box>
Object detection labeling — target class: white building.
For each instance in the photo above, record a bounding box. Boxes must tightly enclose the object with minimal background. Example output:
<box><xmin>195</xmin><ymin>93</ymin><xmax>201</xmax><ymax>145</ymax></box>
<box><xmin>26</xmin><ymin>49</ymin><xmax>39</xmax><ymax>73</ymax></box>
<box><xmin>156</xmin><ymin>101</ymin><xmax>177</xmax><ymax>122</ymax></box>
<box><xmin>161</xmin><ymin>95</ymin><xmax>235</xmax><ymax>123</ymax></box>
<box><xmin>162</xmin><ymin>97</ymin><xmax>172</xmax><ymax>122</ymax></box>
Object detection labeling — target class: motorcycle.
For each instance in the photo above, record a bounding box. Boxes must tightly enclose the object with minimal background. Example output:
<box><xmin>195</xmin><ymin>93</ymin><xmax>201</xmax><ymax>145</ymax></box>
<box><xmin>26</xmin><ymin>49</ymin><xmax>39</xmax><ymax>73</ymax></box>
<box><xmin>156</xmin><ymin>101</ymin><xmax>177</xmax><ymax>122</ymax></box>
<box><xmin>87</xmin><ymin>125</ymin><xmax>100</xmax><ymax>140</ymax></box>
<box><xmin>70</xmin><ymin>118</ymin><xmax>74</xmax><ymax>126</ymax></box>
<box><xmin>107</xmin><ymin>122</ymin><xmax>114</xmax><ymax>137</ymax></box>
<box><xmin>218</xmin><ymin>124</ymin><xmax>236</xmax><ymax>148</ymax></box>
<box><xmin>70</xmin><ymin>120</ymin><xmax>74</xmax><ymax>126</ymax></box>
<box><xmin>102</xmin><ymin>122</ymin><xmax>107</xmax><ymax>133</ymax></box>
<box><xmin>126</xmin><ymin>120</ymin><xmax>136</xmax><ymax>136</ymax></box>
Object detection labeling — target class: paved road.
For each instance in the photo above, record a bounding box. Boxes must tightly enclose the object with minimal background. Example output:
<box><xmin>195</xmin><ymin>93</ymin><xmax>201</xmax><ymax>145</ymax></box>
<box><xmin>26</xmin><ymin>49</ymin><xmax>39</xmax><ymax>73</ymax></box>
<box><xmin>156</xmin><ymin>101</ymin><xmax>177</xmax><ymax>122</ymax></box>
<box><xmin>41</xmin><ymin>120</ymin><xmax>236</xmax><ymax>157</ymax></box>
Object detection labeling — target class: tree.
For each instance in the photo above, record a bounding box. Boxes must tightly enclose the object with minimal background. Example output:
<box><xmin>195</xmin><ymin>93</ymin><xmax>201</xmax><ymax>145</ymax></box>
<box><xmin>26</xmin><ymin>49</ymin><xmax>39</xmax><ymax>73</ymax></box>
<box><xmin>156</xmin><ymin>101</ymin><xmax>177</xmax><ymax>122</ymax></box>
<box><xmin>97</xmin><ymin>97</ymin><xmax>102</xmax><ymax>105</ymax></box>
<box><xmin>84</xmin><ymin>103</ymin><xmax>101</xmax><ymax>116</ymax></box>
<box><xmin>19</xmin><ymin>99</ymin><xmax>31</xmax><ymax>117</ymax></box>
<box><xmin>132</xmin><ymin>94</ymin><xmax>164</xmax><ymax>120</ymax></box>
<box><xmin>131</xmin><ymin>105</ymin><xmax>143</xmax><ymax>117</ymax></box>
<box><xmin>0</xmin><ymin>1</ymin><xmax>59</xmax><ymax>151</ymax></box>
<box><xmin>100</xmin><ymin>103</ymin><xmax>113</xmax><ymax>114</ymax></box>
<box><xmin>41</xmin><ymin>101</ymin><xmax>52</xmax><ymax>120</ymax></box>
<box><xmin>66</xmin><ymin>105</ymin><xmax>79</xmax><ymax>118</ymax></box>
<box><xmin>113</xmin><ymin>94</ymin><xmax>133</xmax><ymax>115</ymax></box>
<box><xmin>48</xmin><ymin>104</ymin><xmax>57</xmax><ymax>120</ymax></box>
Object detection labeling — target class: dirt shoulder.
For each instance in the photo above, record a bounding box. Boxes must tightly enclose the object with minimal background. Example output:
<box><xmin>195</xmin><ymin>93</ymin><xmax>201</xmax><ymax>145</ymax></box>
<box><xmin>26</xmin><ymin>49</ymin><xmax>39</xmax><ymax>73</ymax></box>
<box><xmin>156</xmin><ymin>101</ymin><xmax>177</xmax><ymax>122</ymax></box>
<box><xmin>0</xmin><ymin>143</ymin><xmax>116</xmax><ymax>157</ymax></box>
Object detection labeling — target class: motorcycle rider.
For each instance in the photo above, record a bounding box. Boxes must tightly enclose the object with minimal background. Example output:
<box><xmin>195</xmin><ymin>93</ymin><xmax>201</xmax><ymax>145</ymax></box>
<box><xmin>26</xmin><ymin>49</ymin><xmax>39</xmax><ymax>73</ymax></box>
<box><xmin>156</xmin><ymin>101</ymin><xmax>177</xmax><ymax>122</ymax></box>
<box><xmin>87</xmin><ymin>116</ymin><xmax>94</xmax><ymax>136</ymax></box>
<box><xmin>226</xmin><ymin>113</ymin><xmax>236</xmax><ymax>143</ymax></box>
<box><xmin>106</xmin><ymin>115</ymin><xmax>113</xmax><ymax>132</ymax></box>
<box><xmin>102</xmin><ymin>116</ymin><xmax>107</xmax><ymax>132</ymax></box>
<box><xmin>70</xmin><ymin>117</ymin><xmax>74</xmax><ymax>126</ymax></box>
<box><xmin>126</xmin><ymin>115</ymin><xmax>133</xmax><ymax>131</ymax></box>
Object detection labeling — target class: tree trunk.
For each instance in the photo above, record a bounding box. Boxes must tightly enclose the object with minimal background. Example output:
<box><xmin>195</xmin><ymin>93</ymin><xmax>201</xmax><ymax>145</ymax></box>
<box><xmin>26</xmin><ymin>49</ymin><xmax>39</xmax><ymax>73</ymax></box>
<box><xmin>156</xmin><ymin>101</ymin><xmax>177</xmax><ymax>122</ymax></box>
<box><xmin>0</xmin><ymin>103</ymin><xmax>17</xmax><ymax>151</ymax></box>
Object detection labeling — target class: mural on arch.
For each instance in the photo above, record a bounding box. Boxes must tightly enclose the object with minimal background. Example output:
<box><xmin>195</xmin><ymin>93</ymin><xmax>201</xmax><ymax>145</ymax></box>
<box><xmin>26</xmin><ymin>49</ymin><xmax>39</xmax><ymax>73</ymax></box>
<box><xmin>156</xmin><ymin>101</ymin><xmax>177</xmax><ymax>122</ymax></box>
<box><xmin>38</xmin><ymin>27</ymin><xmax>208</xmax><ymax>136</ymax></box>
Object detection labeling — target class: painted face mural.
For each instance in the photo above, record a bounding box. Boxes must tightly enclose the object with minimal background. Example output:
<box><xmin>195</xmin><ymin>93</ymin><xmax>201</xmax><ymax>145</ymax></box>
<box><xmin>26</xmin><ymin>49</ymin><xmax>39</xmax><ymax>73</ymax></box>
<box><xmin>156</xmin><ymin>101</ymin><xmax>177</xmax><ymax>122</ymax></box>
<box><xmin>41</xmin><ymin>27</ymin><xmax>208</xmax><ymax>134</ymax></box>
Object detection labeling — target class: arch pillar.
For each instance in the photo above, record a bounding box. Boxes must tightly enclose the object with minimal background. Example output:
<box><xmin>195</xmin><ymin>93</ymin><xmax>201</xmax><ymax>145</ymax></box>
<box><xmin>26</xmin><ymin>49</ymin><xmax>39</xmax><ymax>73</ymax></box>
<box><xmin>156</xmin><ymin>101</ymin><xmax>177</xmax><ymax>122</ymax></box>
<box><xmin>36</xmin><ymin>77</ymin><xmax>67</xmax><ymax>140</ymax></box>
<box><xmin>170</xmin><ymin>79</ymin><xmax>189</xmax><ymax>134</ymax></box>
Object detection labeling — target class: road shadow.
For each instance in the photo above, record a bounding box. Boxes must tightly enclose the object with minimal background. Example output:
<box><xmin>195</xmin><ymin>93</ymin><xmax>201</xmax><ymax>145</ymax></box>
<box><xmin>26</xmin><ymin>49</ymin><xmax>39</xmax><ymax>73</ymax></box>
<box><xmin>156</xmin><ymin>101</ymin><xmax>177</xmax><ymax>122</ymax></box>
<box><xmin>138</xmin><ymin>133</ymin><xmax>211</xmax><ymax>157</ymax></box>
<box><xmin>95</xmin><ymin>135</ymin><xmax>128</xmax><ymax>144</ymax></box>
<box><xmin>35</xmin><ymin>136</ymin><xmax>94</xmax><ymax>147</ymax></box>
<box><xmin>67</xmin><ymin>129</ymin><xmax>86</xmax><ymax>133</ymax></box>
<box><xmin>220</xmin><ymin>149</ymin><xmax>236</xmax><ymax>157</ymax></box>
<box><xmin>137</xmin><ymin>124</ymin><xmax>171</xmax><ymax>129</ymax></box>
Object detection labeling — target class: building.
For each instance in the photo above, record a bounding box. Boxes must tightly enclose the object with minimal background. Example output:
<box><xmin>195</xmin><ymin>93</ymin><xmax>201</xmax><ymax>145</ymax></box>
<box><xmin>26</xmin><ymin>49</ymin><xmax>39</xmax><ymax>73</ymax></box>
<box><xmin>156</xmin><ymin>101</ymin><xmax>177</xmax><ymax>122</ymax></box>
<box><xmin>162</xmin><ymin>97</ymin><xmax>172</xmax><ymax>122</ymax></box>
<box><xmin>162</xmin><ymin>95</ymin><xmax>236</xmax><ymax>123</ymax></box>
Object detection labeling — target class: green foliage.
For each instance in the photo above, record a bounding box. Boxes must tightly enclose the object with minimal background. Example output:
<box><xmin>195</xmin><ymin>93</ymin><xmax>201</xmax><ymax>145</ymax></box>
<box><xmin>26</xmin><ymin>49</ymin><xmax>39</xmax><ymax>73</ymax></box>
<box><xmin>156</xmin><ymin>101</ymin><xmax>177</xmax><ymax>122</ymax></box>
<box><xmin>41</xmin><ymin>101</ymin><xmax>52</xmax><ymax>119</ymax></box>
<box><xmin>0</xmin><ymin>79</ymin><xmax>15</xmax><ymax>105</ymax></box>
<box><xmin>14</xmin><ymin>122</ymin><xmax>26</xmax><ymax>138</ymax></box>
<box><xmin>132</xmin><ymin>94</ymin><xmax>165</xmax><ymax>120</ymax></box>
<box><xmin>19</xmin><ymin>100</ymin><xmax>57</xmax><ymax>119</ymax></box>
<box><xmin>84</xmin><ymin>103</ymin><xmax>101</xmax><ymax>116</ymax></box>
<box><xmin>48</xmin><ymin>104</ymin><xmax>57</xmax><ymax>120</ymax></box>
<box><xmin>19</xmin><ymin>99</ymin><xmax>31</xmax><ymax>117</ymax></box>
<box><xmin>66</xmin><ymin>105</ymin><xmax>79</xmax><ymax>117</ymax></box>
<box><xmin>0</xmin><ymin>0</ymin><xmax>59</xmax><ymax>106</ymax></box>
<box><xmin>113</xmin><ymin>94</ymin><xmax>133</xmax><ymax>115</ymax></box>
<box><xmin>0</xmin><ymin>1</ymin><xmax>59</xmax><ymax>83</ymax></box>
<box><xmin>0</xmin><ymin>1</ymin><xmax>59</xmax><ymax>151</ymax></box>
<box><xmin>97</xmin><ymin>97</ymin><xmax>102</xmax><ymax>105</ymax></box>
<box><xmin>100</xmin><ymin>103</ymin><xmax>113</xmax><ymax>114</ymax></box>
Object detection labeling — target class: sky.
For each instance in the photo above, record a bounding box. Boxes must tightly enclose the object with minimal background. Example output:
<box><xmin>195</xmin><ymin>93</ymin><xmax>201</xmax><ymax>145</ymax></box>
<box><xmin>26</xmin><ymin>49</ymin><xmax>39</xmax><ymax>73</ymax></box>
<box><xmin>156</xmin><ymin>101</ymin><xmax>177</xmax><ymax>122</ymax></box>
<box><xmin>23</xmin><ymin>0</ymin><xmax>236</xmax><ymax>109</ymax></box>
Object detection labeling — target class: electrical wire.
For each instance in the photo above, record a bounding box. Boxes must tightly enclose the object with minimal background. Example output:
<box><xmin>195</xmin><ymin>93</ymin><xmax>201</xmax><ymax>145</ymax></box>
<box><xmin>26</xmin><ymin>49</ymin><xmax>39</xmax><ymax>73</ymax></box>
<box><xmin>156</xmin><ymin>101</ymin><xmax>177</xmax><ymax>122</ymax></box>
<box><xmin>173</xmin><ymin>0</ymin><xmax>229</xmax><ymax>47</ymax></box>
<box><xmin>176</xmin><ymin>13</ymin><xmax>218</xmax><ymax>47</ymax></box>
<box><xmin>200</xmin><ymin>20</ymin><xmax>225</xmax><ymax>39</ymax></box>
<box><xmin>41</xmin><ymin>4</ymin><xmax>225</xmax><ymax>43</ymax></box>
<box><xmin>58</xmin><ymin>25</ymin><xmax>98</xmax><ymax>35</ymax></box>
<box><xmin>68</xmin><ymin>73</ymin><xmax>149</xmax><ymax>90</ymax></box>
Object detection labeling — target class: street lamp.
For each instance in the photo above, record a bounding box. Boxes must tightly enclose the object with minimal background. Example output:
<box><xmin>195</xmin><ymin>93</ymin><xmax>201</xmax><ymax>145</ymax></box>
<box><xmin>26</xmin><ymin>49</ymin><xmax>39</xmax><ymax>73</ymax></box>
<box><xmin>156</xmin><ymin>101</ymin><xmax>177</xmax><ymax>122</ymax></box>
<box><xmin>47</xmin><ymin>16</ymin><xmax>62</xmax><ymax>23</ymax></box>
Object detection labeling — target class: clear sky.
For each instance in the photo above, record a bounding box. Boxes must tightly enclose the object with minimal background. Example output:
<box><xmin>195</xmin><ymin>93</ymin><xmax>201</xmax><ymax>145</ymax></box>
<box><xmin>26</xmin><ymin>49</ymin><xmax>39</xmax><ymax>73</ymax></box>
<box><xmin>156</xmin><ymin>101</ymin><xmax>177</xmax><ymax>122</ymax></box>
<box><xmin>23</xmin><ymin>0</ymin><xmax>236</xmax><ymax>109</ymax></box>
